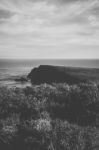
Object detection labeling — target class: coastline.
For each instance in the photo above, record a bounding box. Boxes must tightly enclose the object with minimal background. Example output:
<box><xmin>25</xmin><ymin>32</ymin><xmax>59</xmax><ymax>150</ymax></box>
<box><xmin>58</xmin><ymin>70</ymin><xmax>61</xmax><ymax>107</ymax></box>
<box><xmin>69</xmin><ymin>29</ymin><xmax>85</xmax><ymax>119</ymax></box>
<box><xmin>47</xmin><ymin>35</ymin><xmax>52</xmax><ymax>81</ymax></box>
<box><xmin>0</xmin><ymin>64</ymin><xmax>99</xmax><ymax>149</ymax></box>
<box><xmin>1</xmin><ymin>63</ymin><xmax>99</xmax><ymax>88</ymax></box>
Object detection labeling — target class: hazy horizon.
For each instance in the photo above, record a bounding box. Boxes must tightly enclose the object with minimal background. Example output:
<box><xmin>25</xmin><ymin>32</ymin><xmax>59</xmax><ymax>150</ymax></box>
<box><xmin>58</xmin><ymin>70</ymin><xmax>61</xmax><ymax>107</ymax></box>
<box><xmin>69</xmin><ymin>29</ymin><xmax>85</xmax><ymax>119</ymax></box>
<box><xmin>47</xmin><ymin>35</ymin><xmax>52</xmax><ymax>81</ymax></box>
<box><xmin>0</xmin><ymin>57</ymin><xmax>99</xmax><ymax>61</ymax></box>
<box><xmin>0</xmin><ymin>0</ymin><xmax>99</xmax><ymax>59</ymax></box>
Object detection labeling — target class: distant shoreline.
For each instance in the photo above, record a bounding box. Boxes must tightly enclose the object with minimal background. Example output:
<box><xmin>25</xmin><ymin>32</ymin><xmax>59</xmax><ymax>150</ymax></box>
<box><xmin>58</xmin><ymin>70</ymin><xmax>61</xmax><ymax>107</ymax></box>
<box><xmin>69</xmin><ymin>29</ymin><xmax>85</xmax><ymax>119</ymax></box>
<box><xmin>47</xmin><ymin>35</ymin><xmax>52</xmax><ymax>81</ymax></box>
<box><xmin>0</xmin><ymin>59</ymin><xmax>99</xmax><ymax>87</ymax></box>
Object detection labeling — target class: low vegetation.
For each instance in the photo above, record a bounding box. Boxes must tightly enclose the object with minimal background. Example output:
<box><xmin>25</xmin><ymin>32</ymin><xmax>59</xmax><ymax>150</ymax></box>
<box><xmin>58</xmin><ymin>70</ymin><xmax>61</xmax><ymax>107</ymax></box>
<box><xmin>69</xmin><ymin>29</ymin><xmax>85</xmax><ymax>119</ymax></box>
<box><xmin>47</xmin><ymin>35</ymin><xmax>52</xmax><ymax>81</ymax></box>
<box><xmin>0</xmin><ymin>82</ymin><xmax>99</xmax><ymax>150</ymax></box>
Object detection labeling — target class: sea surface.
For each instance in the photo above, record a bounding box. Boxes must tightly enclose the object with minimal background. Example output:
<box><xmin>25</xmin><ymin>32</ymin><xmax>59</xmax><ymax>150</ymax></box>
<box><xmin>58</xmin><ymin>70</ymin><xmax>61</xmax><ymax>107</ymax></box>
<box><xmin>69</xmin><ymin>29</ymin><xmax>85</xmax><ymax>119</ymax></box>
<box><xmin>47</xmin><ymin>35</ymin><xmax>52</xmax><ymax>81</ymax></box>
<box><xmin>0</xmin><ymin>59</ymin><xmax>99</xmax><ymax>88</ymax></box>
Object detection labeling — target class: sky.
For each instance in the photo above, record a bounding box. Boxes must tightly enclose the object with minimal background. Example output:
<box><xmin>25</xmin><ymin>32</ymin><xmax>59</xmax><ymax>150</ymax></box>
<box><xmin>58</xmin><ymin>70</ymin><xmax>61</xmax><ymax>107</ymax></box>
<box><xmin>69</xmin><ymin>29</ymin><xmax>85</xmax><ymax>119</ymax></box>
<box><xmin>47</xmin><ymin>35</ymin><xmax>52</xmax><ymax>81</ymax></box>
<box><xmin>0</xmin><ymin>0</ymin><xmax>99</xmax><ymax>59</ymax></box>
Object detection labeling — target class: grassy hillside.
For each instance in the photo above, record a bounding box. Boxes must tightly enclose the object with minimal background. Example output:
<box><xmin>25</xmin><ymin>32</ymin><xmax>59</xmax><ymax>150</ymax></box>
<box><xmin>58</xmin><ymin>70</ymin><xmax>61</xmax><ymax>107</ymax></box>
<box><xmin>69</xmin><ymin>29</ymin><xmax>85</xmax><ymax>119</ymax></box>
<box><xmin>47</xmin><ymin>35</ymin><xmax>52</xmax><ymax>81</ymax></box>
<box><xmin>0</xmin><ymin>82</ymin><xmax>99</xmax><ymax>150</ymax></box>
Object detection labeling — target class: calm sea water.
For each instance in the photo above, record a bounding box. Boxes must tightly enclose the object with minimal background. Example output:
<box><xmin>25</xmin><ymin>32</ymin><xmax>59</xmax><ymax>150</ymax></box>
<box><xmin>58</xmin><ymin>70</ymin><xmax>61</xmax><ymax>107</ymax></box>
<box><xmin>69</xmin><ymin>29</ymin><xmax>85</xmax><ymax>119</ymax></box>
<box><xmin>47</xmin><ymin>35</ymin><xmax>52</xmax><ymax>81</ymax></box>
<box><xmin>0</xmin><ymin>59</ymin><xmax>99</xmax><ymax>87</ymax></box>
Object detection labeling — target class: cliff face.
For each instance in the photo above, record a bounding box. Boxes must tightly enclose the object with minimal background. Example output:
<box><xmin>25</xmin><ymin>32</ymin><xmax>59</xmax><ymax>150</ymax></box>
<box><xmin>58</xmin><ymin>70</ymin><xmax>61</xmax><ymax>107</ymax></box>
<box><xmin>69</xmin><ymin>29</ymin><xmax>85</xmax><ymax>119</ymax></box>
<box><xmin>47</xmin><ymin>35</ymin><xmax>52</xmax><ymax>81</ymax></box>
<box><xmin>28</xmin><ymin>65</ymin><xmax>84</xmax><ymax>84</ymax></box>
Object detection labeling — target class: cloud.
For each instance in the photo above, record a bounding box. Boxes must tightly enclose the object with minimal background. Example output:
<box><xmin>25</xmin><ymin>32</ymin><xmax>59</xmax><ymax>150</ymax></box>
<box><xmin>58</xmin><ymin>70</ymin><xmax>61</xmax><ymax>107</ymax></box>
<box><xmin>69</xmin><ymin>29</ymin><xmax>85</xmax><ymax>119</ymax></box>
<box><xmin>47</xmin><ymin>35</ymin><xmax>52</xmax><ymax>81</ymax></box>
<box><xmin>0</xmin><ymin>0</ymin><xmax>99</xmax><ymax>58</ymax></box>
<box><xmin>29</xmin><ymin>0</ymin><xmax>87</xmax><ymax>5</ymax></box>
<box><xmin>0</xmin><ymin>9</ymin><xmax>13</xmax><ymax>18</ymax></box>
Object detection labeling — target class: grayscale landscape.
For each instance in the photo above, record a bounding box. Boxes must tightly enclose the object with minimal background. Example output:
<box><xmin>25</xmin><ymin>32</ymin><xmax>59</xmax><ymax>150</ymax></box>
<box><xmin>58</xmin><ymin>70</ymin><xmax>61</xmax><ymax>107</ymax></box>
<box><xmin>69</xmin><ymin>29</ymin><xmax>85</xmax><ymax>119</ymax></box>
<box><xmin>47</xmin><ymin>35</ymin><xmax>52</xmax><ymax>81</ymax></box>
<box><xmin>0</xmin><ymin>0</ymin><xmax>99</xmax><ymax>150</ymax></box>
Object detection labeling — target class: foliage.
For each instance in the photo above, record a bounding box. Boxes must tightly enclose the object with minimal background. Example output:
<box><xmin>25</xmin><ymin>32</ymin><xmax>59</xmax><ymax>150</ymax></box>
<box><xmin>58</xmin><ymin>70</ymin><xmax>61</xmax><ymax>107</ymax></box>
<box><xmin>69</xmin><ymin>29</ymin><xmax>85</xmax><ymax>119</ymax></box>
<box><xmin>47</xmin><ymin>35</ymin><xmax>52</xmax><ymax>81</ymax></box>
<box><xmin>0</xmin><ymin>82</ymin><xmax>99</xmax><ymax>150</ymax></box>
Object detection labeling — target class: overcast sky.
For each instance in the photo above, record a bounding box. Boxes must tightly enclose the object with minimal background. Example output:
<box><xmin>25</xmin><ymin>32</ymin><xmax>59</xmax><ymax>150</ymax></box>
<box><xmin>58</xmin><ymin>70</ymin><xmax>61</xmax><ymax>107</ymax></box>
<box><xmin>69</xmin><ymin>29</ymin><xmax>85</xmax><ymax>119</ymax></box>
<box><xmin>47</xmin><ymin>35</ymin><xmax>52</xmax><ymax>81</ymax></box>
<box><xmin>0</xmin><ymin>0</ymin><xmax>99</xmax><ymax>59</ymax></box>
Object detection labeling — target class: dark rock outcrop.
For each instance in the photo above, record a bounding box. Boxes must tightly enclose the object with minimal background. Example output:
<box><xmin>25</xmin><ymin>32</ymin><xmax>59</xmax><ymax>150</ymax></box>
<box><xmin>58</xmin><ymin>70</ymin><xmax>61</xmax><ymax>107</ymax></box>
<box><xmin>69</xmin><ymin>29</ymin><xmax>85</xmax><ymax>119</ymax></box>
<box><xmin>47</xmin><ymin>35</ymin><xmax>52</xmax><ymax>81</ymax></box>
<box><xmin>28</xmin><ymin>65</ymin><xmax>85</xmax><ymax>84</ymax></box>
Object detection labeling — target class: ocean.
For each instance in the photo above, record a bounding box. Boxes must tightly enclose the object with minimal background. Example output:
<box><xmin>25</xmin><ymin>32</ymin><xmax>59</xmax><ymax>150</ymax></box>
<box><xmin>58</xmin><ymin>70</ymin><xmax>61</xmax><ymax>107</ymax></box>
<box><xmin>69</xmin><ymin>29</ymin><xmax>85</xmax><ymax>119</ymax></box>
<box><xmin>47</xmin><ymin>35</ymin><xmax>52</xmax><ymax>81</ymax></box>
<box><xmin>0</xmin><ymin>59</ymin><xmax>99</xmax><ymax>87</ymax></box>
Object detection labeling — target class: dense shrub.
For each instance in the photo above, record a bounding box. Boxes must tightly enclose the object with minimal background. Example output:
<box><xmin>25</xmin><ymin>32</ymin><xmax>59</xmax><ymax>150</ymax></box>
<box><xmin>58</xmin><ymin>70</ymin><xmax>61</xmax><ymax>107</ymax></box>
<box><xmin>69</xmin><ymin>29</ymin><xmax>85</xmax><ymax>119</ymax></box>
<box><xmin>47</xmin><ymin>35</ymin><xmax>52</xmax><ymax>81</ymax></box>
<box><xmin>0</xmin><ymin>82</ymin><xmax>99</xmax><ymax>150</ymax></box>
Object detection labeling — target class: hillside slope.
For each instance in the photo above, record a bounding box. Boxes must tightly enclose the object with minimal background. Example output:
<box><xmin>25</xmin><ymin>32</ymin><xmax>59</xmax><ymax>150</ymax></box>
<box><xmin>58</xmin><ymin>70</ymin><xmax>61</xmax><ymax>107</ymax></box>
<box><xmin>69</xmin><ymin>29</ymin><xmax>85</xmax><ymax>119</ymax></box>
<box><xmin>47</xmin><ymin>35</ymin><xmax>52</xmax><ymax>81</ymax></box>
<box><xmin>28</xmin><ymin>65</ymin><xmax>99</xmax><ymax>84</ymax></box>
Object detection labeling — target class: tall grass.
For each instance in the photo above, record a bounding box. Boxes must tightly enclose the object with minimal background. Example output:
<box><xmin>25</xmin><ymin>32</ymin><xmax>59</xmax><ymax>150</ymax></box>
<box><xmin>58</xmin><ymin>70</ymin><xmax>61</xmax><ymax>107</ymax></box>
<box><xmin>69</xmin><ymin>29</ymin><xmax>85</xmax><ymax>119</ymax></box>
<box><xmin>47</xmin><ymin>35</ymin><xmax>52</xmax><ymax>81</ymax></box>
<box><xmin>0</xmin><ymin>82</ymin><xmax>99</xmax><ymax>150</ymax></box>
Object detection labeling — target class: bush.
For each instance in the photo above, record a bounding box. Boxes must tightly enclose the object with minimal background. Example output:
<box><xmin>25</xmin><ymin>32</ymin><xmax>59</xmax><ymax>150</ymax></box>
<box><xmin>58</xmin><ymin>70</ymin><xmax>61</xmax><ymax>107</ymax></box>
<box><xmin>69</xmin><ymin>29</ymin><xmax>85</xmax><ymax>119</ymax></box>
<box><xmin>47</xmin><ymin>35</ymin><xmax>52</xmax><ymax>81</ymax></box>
<box><xmin>0</xmin><ymin>82</ymin><xmax>99</xmax><ymax>150</ymax></box>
